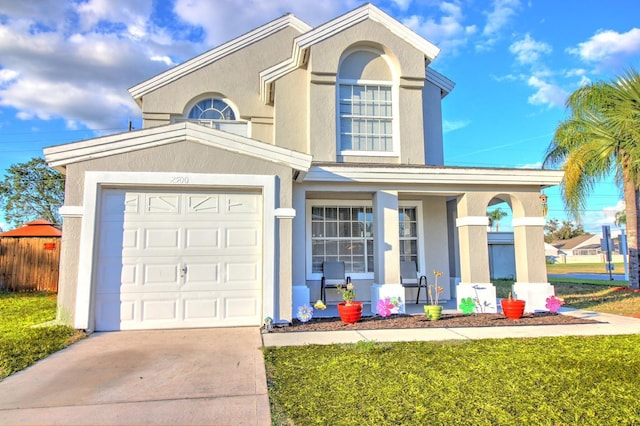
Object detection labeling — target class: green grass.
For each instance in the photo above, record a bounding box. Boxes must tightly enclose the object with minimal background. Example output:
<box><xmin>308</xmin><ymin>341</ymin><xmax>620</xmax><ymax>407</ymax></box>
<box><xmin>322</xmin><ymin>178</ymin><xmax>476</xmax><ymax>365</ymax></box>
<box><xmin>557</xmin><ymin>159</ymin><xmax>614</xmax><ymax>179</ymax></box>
<box><xmin>0</xmin><ymin>292</ymin><xmax>84</xmax><ymax>380</ymax></box>
<box><xmin>493</xmin><ymin>279</ymin><xmax>640</xmax><ymax>316</ymax></box>
<box><xmin>264</xmin><ymin>335</ymin><xmax>640</xmax><ymax>425</ymax></box>
<box><xmin>547</xmin><ymin>262</ymin><xmax>623</xmax><ymax>274</ymax></box>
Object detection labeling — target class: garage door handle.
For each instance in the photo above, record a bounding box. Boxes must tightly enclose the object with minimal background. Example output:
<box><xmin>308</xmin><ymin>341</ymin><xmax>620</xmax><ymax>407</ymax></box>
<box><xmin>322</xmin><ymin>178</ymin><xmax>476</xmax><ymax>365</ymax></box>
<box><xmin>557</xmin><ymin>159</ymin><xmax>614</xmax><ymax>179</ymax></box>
<box><xmin>179</xmin><ymin>264</ymin><xmax>187</xmax><ymax>278</ymax></box>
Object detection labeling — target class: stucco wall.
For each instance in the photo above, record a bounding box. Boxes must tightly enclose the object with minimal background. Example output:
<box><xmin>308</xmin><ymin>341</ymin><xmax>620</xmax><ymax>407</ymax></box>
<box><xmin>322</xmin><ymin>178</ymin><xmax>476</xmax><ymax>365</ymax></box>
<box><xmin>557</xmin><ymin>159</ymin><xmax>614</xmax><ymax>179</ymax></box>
<box><xmin>301</xmin><ymin>19</ymin><xmax>429</xmax><ymax>165</ymax></box>
<box><xmin>139</xmin><ymin>26</ymin><xmax>303</xmax><ymax>144</ymax></box>
<box><xmin>58</xmin><ymin>140</ymin><xmax>294</xmax><ymax>325</ymax></box>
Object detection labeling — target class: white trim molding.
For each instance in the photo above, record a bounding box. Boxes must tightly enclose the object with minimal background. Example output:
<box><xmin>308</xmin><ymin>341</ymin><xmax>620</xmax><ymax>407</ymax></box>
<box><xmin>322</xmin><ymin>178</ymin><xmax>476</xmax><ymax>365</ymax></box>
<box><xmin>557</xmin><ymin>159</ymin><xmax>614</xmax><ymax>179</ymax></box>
<box><xmin>59</xmin><ymin>206</ymin><xmax>83</xmax><ymax>218</ymax></box>
<box><xmin>274</xmin><ymin>208</ymin><xmax>296</xmax><ymax>219</ymax></box>
<box><xmin>73</xmin><ymin>171</ymin><xmax>277</xmax><ymax>330</ymax></box>
<box><xmin>512</xmin><ymin>217</ymin><xmax>546</xmax><ymax>227</ymax></box>
<box><xmin>456</xmin><ymin>216</ymin><xmax>490</xmax><ymax>227</ymax></box>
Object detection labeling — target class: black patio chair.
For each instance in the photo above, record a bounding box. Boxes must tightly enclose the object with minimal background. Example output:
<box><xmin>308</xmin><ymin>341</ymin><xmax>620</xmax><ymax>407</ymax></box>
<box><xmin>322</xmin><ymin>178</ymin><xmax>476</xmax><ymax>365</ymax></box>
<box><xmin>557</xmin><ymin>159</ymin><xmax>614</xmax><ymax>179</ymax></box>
<box><xmin>400</xmin><ymin>260</ymin><xmax>427</xmax><ymax>304</ymax></box>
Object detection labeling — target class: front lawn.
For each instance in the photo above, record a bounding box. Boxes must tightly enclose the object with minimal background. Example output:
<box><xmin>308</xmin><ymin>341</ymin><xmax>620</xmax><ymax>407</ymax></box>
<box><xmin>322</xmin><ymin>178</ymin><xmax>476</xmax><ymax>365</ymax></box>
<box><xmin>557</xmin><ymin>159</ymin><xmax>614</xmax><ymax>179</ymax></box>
<box><xmin>264</xmin><ymin>335</ymin><xmax>640</xmax><ymax>425</ymax></box>
<box><xmin>547</xmin><ymin>262</ymin><xmax>623</xmax><ymax>275</ymax></box>
<box><xmin>494</xmin><ymin>279</ymin><xmax>640</xmax><ymax>316</ymax></box>
<box><xmin>0</xmin><ymin>292</ymin><xmax>84</xmax><ymax>380</ymax></box>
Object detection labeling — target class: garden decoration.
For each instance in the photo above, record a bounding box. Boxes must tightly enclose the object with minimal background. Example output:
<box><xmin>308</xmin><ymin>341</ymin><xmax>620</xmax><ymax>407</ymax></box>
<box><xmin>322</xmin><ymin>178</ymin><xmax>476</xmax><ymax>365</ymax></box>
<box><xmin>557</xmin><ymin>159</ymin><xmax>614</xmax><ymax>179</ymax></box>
<box><xmin>296</xmin><ymin>304</ymin><xmax>314</xmax><ymax>322</ymax></box>
<box><xmin>377</xmin><ymin>297</ymin><xmax>396</xmax><ymax>317</ymax></box>
<box><xmin>545</xmin><ymin>295</ymin><xmax>564</xmax><ymax>314</ymax></box>
<box><xmin>337</xmin><ymin>283</ymin><xmax>362</xmax><ymax>323</ymax></box>
<box><xmin>314</xmin><ymin>300</ymin><xmax>327</xmax><ymax>310</ymax></box>
<box><xmin>424</xmin><ymin>269</ymin><xmax>444</xmax><ymax>321</ymax></box>
<box><xmin>501</xmin><ymin>292</ymin><xmax>526</xmax><ymax>319</ymax></box>
<box><xmin>459</xmin><ymin>297</ymin><xmax>476</xmax><ymax>315</ymax></box>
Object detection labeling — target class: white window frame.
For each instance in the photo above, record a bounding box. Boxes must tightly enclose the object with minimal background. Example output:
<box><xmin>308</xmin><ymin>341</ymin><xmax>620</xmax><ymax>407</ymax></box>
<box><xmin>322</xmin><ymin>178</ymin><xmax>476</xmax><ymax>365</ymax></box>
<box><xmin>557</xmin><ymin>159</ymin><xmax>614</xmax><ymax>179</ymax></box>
<box><xmin>305</xmin><ymin>200</ymin><xmax>425</xmax><ymax>280</ymax></box>
<box><xmin>399</xmin><ymin>201</ymin><xmax>426</xmax><ymax>275</ymax></box>
<box><xmin>306</xmin><ymin>200</ymin><xmax>375</xmax><ymax>281</ymax></box>
<box><xmin>337</xmin><ymin>79</ymin><xmax>399</xmax><ymax>157</ymax></box>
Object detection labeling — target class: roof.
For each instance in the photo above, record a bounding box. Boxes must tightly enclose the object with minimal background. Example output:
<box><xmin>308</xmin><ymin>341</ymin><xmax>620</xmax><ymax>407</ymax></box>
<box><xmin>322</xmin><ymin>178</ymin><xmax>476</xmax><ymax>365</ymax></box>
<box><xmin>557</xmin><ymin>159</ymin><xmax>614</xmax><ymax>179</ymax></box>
<box><xmin>0</xmin><ymin>220</ymin><xmax>62</xmax><ymax>237</ymax></box>
<box><xmin>128</xmin><ymin>14</ymin><xmax>312</xmax><ymax>103</ymax></box>
<box><xmin>260</xmin><ymin>3</ymin><xmax>444</xmax><ymax>103</ymax></box>
<box><xmin>303</xmin><ymin>163</ymin><xmax>564</xmax><ymax>187</ymax></box>
<box><xmin>550</xmin><ymin>234</ymin><xmax>598</xmax><ymax>251</ymax></box>
<box><xmin>44</xmin><ymin>122</ymin><xmax>312</xmax><ymax>173</ymax></box>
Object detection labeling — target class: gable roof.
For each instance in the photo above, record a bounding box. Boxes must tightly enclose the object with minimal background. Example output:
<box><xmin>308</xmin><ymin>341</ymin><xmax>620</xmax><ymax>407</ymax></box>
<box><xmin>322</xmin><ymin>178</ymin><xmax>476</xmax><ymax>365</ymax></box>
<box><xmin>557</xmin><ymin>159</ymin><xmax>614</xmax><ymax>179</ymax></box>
<box><xmin>1</xmin><ymin>220</ymin><xmax>61</xmax><ymax>237</ymax></box>
<box><xmin>128</xmin><ymin>14</ymin><xmax>312</xmax><ymax>104</ymax></box>
<box><xmin>44</xmin><ymin>122</ymin><xmax>312</xmax><ymax>173</ymax></box>
<box><xmin>550</xmin><ymin>234</ymin><xmax>598</xmax><ymax>251</ymax></box>
<box><xmin>260</xmin><ymin>3</ymin><xmax>442</xmax><ymax>103</ymax></box>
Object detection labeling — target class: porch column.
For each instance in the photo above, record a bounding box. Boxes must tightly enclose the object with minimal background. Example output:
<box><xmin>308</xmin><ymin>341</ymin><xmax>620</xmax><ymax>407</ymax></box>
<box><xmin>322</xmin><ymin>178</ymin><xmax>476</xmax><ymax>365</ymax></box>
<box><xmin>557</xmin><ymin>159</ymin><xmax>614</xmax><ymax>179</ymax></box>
<box><xmin>373</xmin><ymin>190</ymin><xmax>400</xmax><ymax>284</ymax></box>
<box><xmin>371</xmin><ymin>190</ymin><xmax>404</xmax><ymax>314</ymax></box>
<box><xmin>455</xmin><ymin>193</ymin><xmax>496</xmax><ymax>313</ymax></box>
<box><xmin>512</xmin><ymin>216</ymin><xmax>555</xmax><ymax>312</ymax></box>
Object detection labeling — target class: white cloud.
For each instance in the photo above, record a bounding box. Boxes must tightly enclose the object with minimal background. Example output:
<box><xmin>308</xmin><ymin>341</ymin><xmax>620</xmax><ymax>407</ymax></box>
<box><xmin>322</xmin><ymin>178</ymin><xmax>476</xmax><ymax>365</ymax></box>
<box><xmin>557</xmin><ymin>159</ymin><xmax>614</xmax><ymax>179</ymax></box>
<box><xmin>390</xmin><ymin>0</ymin><xmax>412</xmax><ymax>12</ymax></box>
<box><xmin>568</xmin><ymin>28</ymin><xmax>640</xmax><ymax>67</ymax></box>
<box><xmin>0</xmin><ymin>3</ymin><xmax>199</xmax><ymax>131</ymax></box>
<box><xmin>483</xmin><ymin>0</ymin><xmax>521</xmax><ymax>37</ymax></box>
<box><xmin>509</xmin><ymin>34</ymin><xmax>552</xmax><ymax>65</ymax></box>
<box><xmin>580</xmin><ymin>200</ymin><xmax>625</xmax><ymax>234</ymax></box>
<box><xmin>443</xmin><ymin>119</ymin><xmax>470</xmax><ymax>133</ymax></box>
<box><xmin>517</xmin><ymin>161</ymin><xmax>542</xmax><ymax>169</ymax></box>
<box><xmin>526</xmin><ymin>75</ymin><xmax>569</xmax><ymax>108</ymax></box>
<box><xmin>402</xmin><ymin>2</ymin><xmax>477</xmax><ymax>53</ymax></box>
<box><xmin>174</xmin><ymin>0</ymin><xmax>358</xmax><ymax>46</ymax></box>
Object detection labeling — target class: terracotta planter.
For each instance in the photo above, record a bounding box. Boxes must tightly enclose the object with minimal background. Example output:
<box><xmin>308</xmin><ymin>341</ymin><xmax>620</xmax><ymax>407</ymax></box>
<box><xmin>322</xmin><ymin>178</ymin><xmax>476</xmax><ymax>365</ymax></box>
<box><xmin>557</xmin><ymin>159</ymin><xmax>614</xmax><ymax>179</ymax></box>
<box><xmin>337</xmin><ymin>301</ymin><xmax>363</xmax><ymax>324</ymax></box>
<box><xmin>501</xmin><ymin>298</ymin><xmax>526</xmax><ymax>319</ymax></box>
<box><xmin>424</xmin><ymin>305</ymin><xmax>443</xmax><ymax>321</ymax></box>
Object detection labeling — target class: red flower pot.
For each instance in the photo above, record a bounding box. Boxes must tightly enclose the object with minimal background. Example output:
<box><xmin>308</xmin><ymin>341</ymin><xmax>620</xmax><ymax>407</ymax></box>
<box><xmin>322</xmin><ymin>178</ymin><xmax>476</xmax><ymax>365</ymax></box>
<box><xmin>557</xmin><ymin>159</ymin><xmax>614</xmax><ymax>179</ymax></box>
<box><xmin>501</xmin><ymin>298</ymin><xmax>526</xmax><ymax>320</ymax></box>
<box><xmin>337</xmin><ymin>302</ymin><xmax>363</xmax><ymax>324</ymax></box>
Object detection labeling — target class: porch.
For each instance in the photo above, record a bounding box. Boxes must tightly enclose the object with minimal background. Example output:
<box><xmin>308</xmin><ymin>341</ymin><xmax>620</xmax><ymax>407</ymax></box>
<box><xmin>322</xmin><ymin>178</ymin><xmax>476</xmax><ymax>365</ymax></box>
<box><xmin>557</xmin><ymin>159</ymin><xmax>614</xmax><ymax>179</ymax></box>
<box><xmin>310</xmin><ymin>299</ymin><xmax>459</xmax><ymax>319</ymax></box>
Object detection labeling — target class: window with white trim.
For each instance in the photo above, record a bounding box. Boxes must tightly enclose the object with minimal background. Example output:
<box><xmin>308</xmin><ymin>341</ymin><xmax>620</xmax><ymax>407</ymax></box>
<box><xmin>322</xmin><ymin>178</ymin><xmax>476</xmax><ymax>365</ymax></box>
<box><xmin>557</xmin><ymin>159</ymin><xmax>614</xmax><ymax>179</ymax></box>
<box><xmin>399</xmin><ymin>206</ymin><xmax>418</xmax><ymax>264</ymax></box>
<box><xmin>188</xmin><ymin>98</ymin><xmax>235</xmax><ymax>120</ymax></box>
<box><xmin>310</xmin><ymin>204</ymin><xmax>374</xmax><ymax>275</ymax></box>
<box><xmin>339</xmin><ymin>83</ymin><xmax>393</xmax><ymax>152</ymax></box>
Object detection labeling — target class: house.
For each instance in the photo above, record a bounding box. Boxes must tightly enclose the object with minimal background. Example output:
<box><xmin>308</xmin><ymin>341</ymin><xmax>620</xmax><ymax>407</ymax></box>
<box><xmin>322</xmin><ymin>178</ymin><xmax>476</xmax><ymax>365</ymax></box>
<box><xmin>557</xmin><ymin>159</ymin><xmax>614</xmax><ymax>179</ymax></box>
<box><xmin>44</xmin><ymin>4</ymin><xmax>563</xmax><ymax>331</ymax></box>
<box><xmin>551</xmin><ymin>234</ymin><xmax>601</xmax><ymax>256</ymax></box>
<box><xmin>0</xmin><ymin>219</ymin><xmax>62</xmax><ymax>292</ymax></box>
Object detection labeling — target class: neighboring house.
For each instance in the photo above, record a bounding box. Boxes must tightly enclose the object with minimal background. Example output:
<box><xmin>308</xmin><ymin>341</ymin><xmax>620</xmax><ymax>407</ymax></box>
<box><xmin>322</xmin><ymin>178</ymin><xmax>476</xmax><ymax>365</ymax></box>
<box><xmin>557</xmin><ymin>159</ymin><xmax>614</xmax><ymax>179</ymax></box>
<box><xmin>44</xmin><ymin>4</ymin><xmax>563</xmax><ymax>331</ymax></box>
<box><xmin>551</xmin><ymin>234</ymin><xmax>601</xmax><ymax>256</ymax></box>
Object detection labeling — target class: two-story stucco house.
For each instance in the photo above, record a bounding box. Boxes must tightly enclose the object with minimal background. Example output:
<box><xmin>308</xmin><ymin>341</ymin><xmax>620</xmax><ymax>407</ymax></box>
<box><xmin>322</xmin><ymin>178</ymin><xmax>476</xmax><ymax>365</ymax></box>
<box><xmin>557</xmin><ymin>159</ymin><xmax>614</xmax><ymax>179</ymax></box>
<box><xmin>44</xmin><ymin>4</ymin><xmax>563</xmax><ymax>331</ymax></box>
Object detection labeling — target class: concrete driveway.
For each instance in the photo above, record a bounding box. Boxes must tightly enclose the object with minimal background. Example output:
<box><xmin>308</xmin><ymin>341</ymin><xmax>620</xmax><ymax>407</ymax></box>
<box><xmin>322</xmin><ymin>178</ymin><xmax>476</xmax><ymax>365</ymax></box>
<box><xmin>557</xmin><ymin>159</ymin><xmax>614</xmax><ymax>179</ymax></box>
<box><xmin>0</xmin><ymin>328</ymin><xmax>270</xmax><ymax>425</ymax></box>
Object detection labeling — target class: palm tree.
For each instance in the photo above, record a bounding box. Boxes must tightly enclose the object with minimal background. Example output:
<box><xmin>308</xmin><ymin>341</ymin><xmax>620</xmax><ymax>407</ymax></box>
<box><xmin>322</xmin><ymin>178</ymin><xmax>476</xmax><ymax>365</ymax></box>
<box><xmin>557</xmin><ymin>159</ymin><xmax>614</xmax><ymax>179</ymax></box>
<box><xmin>487</xmin><ymin>208</ymin><xmax>507</xmax><ymax>232</ymax></box>
<box><xmin>615</xmin><ymin>209</ymin><xmax>627</xmax><ymax>228</ymax></box>
<box><xmin>543</xmin><ymin>68</ymin><xmax>640</xmax><ymax>289</ymax></box>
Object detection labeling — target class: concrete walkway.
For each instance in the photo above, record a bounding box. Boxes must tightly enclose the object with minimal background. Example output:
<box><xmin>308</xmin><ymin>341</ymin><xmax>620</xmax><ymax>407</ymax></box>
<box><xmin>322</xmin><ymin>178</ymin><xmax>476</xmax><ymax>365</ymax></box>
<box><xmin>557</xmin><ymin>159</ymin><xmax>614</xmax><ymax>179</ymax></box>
<box><xmin>0</xmin><ymin>328</ymin><xmax>270</xmax><ymax>426</ymax></box>
<box><xmin>262</xmin><ymin>308</ymin><xmax>640</xmax><ymax>347</ymax></box>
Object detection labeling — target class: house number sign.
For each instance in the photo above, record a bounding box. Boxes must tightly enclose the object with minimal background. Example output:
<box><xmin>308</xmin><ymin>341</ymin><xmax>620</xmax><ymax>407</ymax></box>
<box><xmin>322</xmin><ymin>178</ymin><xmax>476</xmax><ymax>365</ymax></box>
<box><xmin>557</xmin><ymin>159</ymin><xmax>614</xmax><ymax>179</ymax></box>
<box><xmin>170</xmin><ymin>176</ymin><xmax>190</xmax><ymax>184</ymax></box>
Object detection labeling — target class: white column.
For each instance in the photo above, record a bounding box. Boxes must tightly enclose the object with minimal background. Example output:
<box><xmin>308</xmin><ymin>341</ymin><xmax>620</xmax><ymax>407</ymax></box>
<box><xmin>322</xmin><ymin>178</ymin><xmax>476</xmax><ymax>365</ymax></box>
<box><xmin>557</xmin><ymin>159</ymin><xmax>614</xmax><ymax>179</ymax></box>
<box><xmin>371</xmin><ymin>190</ymin><xmax>405</xmax><ymax>314</ymax></box>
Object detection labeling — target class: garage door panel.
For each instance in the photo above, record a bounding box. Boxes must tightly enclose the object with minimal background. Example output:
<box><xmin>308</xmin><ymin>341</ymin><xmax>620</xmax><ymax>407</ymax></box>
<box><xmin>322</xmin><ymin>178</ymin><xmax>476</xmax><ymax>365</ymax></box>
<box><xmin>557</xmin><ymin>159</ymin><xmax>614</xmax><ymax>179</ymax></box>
<box><xmin>145</xmin><ymin>228</ymin><xmax>180</xmax><ymax>249</ymax></box>
<box><xmin>146</xmin><ymin>194</ymin><xmax>180</xmax><ymax>214</ymax></box>
<box><xmin>185</xmin><ymin>227</ymin><xmax>220</xmax><ymax>248</ymax></box>
<box><xmin>95</xmin><ymin>189</ymin><xmax>263</xmax><ymax>330</ymax></box>
<box><xmin>186</xmin><ymin>194</ymin><xmax>219</xmax><ymax>214</ymax></box>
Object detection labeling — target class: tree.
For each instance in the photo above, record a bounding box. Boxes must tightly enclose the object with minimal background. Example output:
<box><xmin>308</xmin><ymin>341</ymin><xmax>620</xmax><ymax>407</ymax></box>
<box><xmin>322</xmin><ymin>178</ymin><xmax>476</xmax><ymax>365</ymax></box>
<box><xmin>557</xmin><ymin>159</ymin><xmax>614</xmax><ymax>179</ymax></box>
<box><xmin>487</xmin><ymin>208</ymin><xmax>507</xmax><ymax>231</ymax></box>
<box><xmin>544</xmin><ymin>218</ymin><xmax>586</xmax><ymax>243</ymax></box>
<box><xmin>543</xmin><ymin>68</ymin><xmax>640</xmax><ymax>289</ymax></box>
<box><xmin>615</xmin><ymin>209</ymin><xmax>627</xmax><ymax>227</ymax></box>
<box><xmin>0</xmin><ymin>157</ymin><xmax>65</xmax><ymax>228</ymax></box>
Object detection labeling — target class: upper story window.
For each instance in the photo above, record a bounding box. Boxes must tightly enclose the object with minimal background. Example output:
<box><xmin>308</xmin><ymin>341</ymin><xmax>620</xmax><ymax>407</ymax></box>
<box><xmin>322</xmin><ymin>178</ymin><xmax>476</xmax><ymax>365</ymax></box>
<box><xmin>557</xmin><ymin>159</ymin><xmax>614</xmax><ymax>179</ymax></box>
<box><xmin>337</xmin><ymin>49</ymin><xmax>397</xmax><ymax>157</ymax></box>
<box><xmin>180</xmin><ymin>96</ymin><xmax>248</xmax><ymax>137</ymax></box>
<box><xmin>188</xmin><ymin>98</ymin><xmax>236</xmax><ymax>121</ymax></box>
<box><xmin>339</xmin><ymin>83</ymin><xmax>392</xmax><ymax>152</ymax></box>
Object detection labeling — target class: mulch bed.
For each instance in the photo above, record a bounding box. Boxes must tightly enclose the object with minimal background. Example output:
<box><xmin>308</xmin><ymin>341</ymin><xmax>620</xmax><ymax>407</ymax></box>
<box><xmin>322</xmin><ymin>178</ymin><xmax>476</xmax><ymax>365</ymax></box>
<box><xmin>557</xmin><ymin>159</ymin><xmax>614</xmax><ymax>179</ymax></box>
<box><xmin>269</xmin><ymin>312</ymin><xmax>602</xmax><ymax>333</ymax></box>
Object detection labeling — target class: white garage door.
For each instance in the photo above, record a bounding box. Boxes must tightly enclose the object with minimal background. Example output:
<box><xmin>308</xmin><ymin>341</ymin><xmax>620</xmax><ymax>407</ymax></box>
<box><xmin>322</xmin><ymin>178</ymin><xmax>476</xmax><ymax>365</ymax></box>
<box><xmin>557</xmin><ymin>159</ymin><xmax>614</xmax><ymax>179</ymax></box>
<box><xmin>94</xmin><ymin>189</ymin><xmax>263</xmax><ymax>331</ymax></box>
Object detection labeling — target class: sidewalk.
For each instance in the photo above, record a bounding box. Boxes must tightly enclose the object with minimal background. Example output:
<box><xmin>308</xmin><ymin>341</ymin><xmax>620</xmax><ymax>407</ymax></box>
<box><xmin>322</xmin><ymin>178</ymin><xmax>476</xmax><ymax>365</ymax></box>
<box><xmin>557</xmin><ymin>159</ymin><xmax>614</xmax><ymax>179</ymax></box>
<box><xmin>262</xmin><ymin>308</ymin><xmax>640</xmax><ymax>347</ymax></box>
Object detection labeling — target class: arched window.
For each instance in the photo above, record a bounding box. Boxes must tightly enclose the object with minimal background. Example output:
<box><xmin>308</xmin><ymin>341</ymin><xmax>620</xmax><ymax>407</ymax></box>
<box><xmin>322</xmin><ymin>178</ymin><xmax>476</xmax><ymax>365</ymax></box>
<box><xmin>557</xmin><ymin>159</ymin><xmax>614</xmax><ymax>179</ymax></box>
<box><xmin>187</xmin><ymin>98</ymin><xmax>236</xmax><ymax>121</ymax></box>
<box><xmin>182</xmin><ymin>97</ymin><xmax>248</xmax><ymax>136</ymax></box>
<box><xmin>337</xmin><ymin>49</ymin><xmax>396</xmax><ymax>156</ymax></box>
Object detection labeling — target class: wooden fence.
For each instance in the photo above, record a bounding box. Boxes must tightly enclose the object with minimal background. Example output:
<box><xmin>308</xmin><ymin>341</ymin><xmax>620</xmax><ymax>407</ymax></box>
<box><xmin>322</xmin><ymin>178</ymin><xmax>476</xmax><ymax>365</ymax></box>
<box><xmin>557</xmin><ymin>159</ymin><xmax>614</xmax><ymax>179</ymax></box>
<box><xmin>0</xmin><ymin>237</ymin><xmax>60</xmax><ymax>292</ymax></box>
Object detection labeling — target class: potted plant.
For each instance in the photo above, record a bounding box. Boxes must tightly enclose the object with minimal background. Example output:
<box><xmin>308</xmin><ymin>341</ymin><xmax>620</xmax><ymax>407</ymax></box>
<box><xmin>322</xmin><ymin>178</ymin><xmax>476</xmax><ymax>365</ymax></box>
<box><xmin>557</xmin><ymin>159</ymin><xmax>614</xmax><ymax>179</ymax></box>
<box><xmin>336</xmin><ymin>283</ymin><xmax>362</xmax><ymax>324</ymax></box>
<box><xmin>501</xmin><ymin>292</ymin><xmax>526</xmax><ymax>319</ymax></box>
<box><xmin>424</xmin><ymin>269</ymin><xmax>444</xmax><ymax>321</ymax></box>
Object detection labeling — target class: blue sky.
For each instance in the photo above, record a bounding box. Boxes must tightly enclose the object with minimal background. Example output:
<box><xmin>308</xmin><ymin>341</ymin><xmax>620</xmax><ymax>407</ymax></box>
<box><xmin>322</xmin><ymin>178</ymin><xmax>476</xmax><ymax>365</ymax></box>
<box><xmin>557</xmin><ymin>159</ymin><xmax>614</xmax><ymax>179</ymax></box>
<box><xmin>0</xmin><ymin>0</ymin><xmax>638</xmax><ymax>233</ymax></box>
